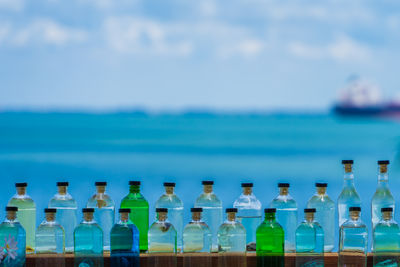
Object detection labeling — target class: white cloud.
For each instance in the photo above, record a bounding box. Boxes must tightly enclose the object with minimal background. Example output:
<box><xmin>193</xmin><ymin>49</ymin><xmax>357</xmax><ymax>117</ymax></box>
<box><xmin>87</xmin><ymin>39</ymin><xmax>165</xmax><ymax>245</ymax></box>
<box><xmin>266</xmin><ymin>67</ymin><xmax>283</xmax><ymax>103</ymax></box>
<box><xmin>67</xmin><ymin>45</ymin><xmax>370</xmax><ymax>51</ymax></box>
<box><xmin>218</xmin><ymin>39</ymin><xmax>264</xmax><ymax>59</ymax></box>
<box><xmin>0</xmin><ymin>22</ymin><xmax>11</xmax><ymax>43</ymax></box>
<box><xmin>0</xmin><ymin>0</ymin><xmax>24</xmax><ymax>11</ymax></box>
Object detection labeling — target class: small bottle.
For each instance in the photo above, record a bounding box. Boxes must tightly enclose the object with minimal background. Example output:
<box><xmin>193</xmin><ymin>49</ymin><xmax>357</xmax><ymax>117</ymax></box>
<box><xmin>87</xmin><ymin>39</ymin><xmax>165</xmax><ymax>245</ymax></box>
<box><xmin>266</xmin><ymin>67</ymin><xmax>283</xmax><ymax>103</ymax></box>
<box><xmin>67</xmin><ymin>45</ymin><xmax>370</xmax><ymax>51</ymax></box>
<box><xmin>373</xmin><ymin>207</ymin><xmax>400</xmax><ymax>266</ymax></box>
<box><xmin>74</xmin><ymin>208</ymin><xmax>104</xmax><ymax>267</ymax></box>
<box><xmin>256</xmin><ymin>208</ymin><xmax>284</xmax><ymax>267</ymax></box>
<box><xmin>269</xmin><ymin>183</ymin><xmax>297</xmax><ymax>252</ymax></box>
<box><xmin>120</xmin><ymin>181</ymin><xmax>149</xmax><ymax>252</ymax></box>
<box><xmin>110</xmin><ymin>209</ymin><xmax>140</xmax><ymax>267</ymax></box>
<box><xmin>233</xmin><ymin>182</ymin><xmax>262</xmax><ymax>251</ymax></box>
<box><xmin>8</xmin><ymin>182</ymin><xmax>36</xmax><ymax>253</ymax></box>
<box><xmin>86</xmin><ymin>181</ymin><xmax>115</xmax><ymax>251</ymax></box>
<box><xmin>338</xmin><ymin>160</ymin><xmax>361</xmax><ymax>227</ymax></box>
<box><xmin>194</xmin><ymin>180</ymin><xmax>223</xmax><ymax>252</ymax></box>
<box><xmin>306</xmin><ymin>182</ymin><xmax>335</xmax><ymax>252</ymax></box>
<box><xmin>338</xmin><ymin>207</ymin><xmax>368</xmax><ymax>267</ymax></box>
<box><xmin>371</xmin><ymin>160</ymin><xmax>395</xmax><ymax>229</ymax></box>
<box><xmin>155</xmin><ymin>182</ymin><xmax>184</xmax><ymax>251</ymax></box>
<box><xmin>0</xmin><ymin>206</ymin><xmax>26</xmax><ymax>266</ymax></box>
<box><xmin>35</xmin><ymin>208</ymin><xmax>65</xmax><ymax>267</ymax></box>
<box><xmin>48</xmin><ymin>181</ymin><xmax>78</xmax><ymax>253</ymax></box>
<box><xmin>295</xmin><ymin>208</ymin><xmax>324</xmax><ymax>267</ymax></box>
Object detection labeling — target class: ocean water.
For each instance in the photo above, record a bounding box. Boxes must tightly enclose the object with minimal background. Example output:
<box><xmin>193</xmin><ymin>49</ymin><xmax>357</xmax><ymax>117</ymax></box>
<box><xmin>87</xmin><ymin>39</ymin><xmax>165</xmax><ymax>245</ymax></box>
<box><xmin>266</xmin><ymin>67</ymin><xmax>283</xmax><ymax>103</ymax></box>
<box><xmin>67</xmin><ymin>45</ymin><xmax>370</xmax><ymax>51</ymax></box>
<box><xmin>0</xmin><ymin>112</ymin><xmax>400</xmax><ymax>251</ymax></box>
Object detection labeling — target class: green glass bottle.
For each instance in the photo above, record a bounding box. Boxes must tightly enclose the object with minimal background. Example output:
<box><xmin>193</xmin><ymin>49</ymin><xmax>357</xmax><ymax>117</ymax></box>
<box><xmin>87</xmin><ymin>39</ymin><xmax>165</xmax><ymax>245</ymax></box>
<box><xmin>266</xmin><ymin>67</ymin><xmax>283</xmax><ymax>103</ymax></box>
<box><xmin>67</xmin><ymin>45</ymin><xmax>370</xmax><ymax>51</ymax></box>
<box><xmin>120</xmin><ymin>181</ymin><xmax>149</xmax><ymax>252</ymax></box>
<box><xmin>256</xmin><ymin>208</ymin><xmax>284</xmax><ymax>267</ymax></box>
<box><xmin>8</xmin><ymin>182</ymin><xmax>36</xmax><ymax>254</ymax></box>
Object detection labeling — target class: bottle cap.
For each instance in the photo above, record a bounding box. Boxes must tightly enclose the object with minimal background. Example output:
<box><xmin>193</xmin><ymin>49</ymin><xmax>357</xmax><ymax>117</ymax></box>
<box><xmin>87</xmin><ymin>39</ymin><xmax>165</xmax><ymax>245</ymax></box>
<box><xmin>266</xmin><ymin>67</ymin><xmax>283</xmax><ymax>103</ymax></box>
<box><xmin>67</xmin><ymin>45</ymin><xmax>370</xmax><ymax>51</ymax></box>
<box><xmin>315</xmin><ymin>183</ymin><xmax>327</xmax><ymax>187</ymax></box>
<box><xmin>156</xmin><ymin>208</ymin><xmax>168</xmax><ymax>213</ymax></box>
<box><xmin>381</xmin><ymin>207</ymin><xmax>393</xmax><ymax>212</ymax></box>
<box><xmin>119</xmin><ymin>208</ymin><xmax>131</xmax><ymax>213</ymax></box>
<box><xmin>82</xmin><ymin>208</ymin><xmax>95</xmax><ymax>213</ymax></box>
<box><xmin>342</xmin><ymin>160</ymin><xmax>354</xmax><ymax>164</ymax></box>
<box><xmin>95</xmin><ymin>182</ymin><xmax>107</xmax><ymax>186</ymax></box>
<box><xmin>129</xmin><ymin>181</ymin><xmax>141</xmax><ymax>185</ymax></box>
<box><xmin>241</xmin><ymin>183</ymin><xmax>253</xmax><ymax>187</ymax></box>
<box><xmin>15</xmin><ymin>182</ymin><xmax>27</xmax><ymax>187</ymax></box>
<box><xmin>378</xmin><ymin>160</ymin><xmax>390</xmax><ymax>165</ymax></box>
<box><xmin>191</xmin><ymin>207</ymin><xmax>203</xmax><ymax>212</ymax></box>
<box><xmin>6</xmin><ymin>206</ymin><xmax>18</xmax><ymax>211</ymax></box>
<box><xmin>163</xmin><ymin>182</ymin><xmax>176</xmax><ymax>187</ymax></box>
<box><xmin>304</xmin><ymin>208</ymin><xmax>316</xmax><ymax>213</ymax></box>
<box><xmin>45</xmin><ymin>208</ymin><xmax>57</xmax><ymax>213</ymax></box>
<box><xmin>349</xmin><ymin>207</ymin><xmax>361</xmax><ymax>212</ymax></box>
<box><xmin>226</xmin><ymin>208</ymin><xmax>238</xmax><ymax>213</ymax></box>
<box><xmin>202</xmin><ymin>181</ymin><xmax>214</xmax><ymax>185</ymax></box>
<box><xmin>265</xmin><ymin>208</ymin><xmax>276</xmax><ymax>213</ymax></box>
<box><xmin>278</xmin><ymin>183</ymin><xmax>289</xmax><ymax>188</ymax></box>
<box><xmin>57</xmin><ymin>182</ymin><xmax>69</xmax><ymax>186</ymax></box>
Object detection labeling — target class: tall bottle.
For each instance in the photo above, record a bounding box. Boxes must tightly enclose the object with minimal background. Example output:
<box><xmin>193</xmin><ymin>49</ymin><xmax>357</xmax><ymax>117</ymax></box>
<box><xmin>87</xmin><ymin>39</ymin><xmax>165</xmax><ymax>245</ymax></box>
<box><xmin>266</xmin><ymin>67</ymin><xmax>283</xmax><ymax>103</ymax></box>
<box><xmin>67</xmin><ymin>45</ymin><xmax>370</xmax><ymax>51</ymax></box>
<box><xmin>371</xmin><ymin>160</ymin><xmax>395</xmax><ymax>229</ymax></box>
<box><xmin>35</xmin><ymin>208</ymin><xmax>65</xmax><ymax>267</ymax></box>
<box><xmin>338</xmin><ymin>160</ymin><xmax>361</xmax><ymax>227</ymax></box>
<box><xmin>373</xmin><ymin>207</ymin><xmax>400</xmax><ymax>266</ymax></box>
<box><xmin>217</xmin><ymin>208</ymin><xmax>247</xmax><ymax>267</ymax></box>
<box><xmin>194</xmin><ymin>180</ymin><xmax>222</xmax><ymax>252</ymax></box>
<box><xmin>110</xmin><ymin>209</ymin><xmax>140</xmax><ymax>267</ymax></box>
<box><xmin>256</xmin><ymin>208</ymin><xmax>284</xmax><ymax>267</ymax></box>
<box><xmin>120</xmin><ymin>181</ymin><xmax>149</xmax><ymax>252</ymax></box>
<box><xmin>295</xmin><ymin>208</ymin><xmax>324</xmax><ymax>267</ymax></box>
<box><xmin>74</xmin><ymin>208</ymin><xmax>104</xmax><ymax>267</ymax></box>
<box><xmin>86</xmin><ymin>181</ymin><xmax>115</xmax><ymax>251</ymax></box>
<box><xmin>0</xmin><ymin>206</ymin><xmax>26</xmax><ymax>266</ymax></box>
<box><xmin>48</xmin><ymin>181</ymin><xmax>77</xmax><ymax>253</ymax></box>
<box><xmin>148</xmin><ymin>208</ymin><xmax>177</xmax><ymax>267</ymax></box>
<box><xmin>306</xmin><ymin>182</ymin><xmax>335</xmax><ymax>252</ymax></box>
<box><xmin>8</xmin><ymin>182</ymin><xmax>36</xmax><ymax>253</ymax></box>
<box><xmin>338</xmin><ymin>207</ymin><xmax>368</xmax><ymax>267</ymax></box>
<box><xmin>155</xmin><ymin>182</ymin><xmax>184</xmax><ymax>251</ymax></box>
<box><xmin>233</xmin><ymin>182</ymin><xmax>262</xmax><ymax>251</ymax></box>
<box><xmin>269</xmin><ymin>183</ymin><xmax>297</xmax><ymax>252</ymax></box>
<box><xmin>183</xmin><ymin>208</ymin><xmax>212</xmax><ymax>267</ymax></box>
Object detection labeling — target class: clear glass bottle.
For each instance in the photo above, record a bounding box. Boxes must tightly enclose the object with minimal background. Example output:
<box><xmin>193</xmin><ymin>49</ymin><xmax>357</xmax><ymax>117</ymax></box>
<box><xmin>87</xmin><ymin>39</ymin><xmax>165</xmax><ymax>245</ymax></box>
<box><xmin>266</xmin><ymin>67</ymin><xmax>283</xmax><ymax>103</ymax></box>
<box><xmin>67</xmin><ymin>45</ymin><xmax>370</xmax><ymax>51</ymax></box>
<box><xmin>306</xmin><ymin>182</ymin><xmax>335</xmax><ymax>252</ymax></box>
<box><xmin>74</xmin><ymin>208</ymin><xmax>104</xmax><ymax>267</ymax></box>
<box><xmin>338</xmin><ymin>207</ymin><xmax>368</xmax><ymax>267</ymax></box>
<box><xmin>269</xmin><ymin>183</ymin><xmax>297</xmax><ymax>252</ymax></box>
<box><xmin>233</xmin><ymin>182</ymin><xmax>262</xmax><ymax>251</ymax></box>
<box><xmin>120</xmin><ymin>181</ymin><xmax>149</xmax><ymax>252</ymax></box>
<box><xmin>0</xmin><ymin>206</ymin><xmax>26</xmax><ymax>266</ymax></box>
<box><xmin>371</xmin><ymin>160</ymin><xmax>395</xmax><ymax>230</ymax></box>
<box><xmin>48</xmin><ymin>181</ymin><xmax>77</xmax><ymax>253</ymax></box>
<box><xmin>194</xmin><ymin>180</ymin><xmax>222</xmax><ymax>252</ymax></box>
<box><xmin>217</xmin><ymin>208</ymin><xmax>247</xmax><ymax>267</ymax></box>
<box><xmin>8</xmin><ymin>182</ymin><xmax>36</xmax><ymax>253</ymax></box>
<box><xmin>35</xmin><ymin>208</ymin><xmax>65</xmax><ymax>267</ymax></box>
<box><xmin>86</xmin><ymin>181</ymin><xmax>115</xmax><ymax>251</ymax></box>
<box><xmin>256</xmin><ymin>208</ymin><xmax>284</xmax><ymax>267</ymax></box>
<box><xmin>338</xmin><ymin>160</ymin><xmax>361</xmax><ymax>227</ymax></box>
<box><xmin>295</xmin><ymin>208</ymin><xmax>324</xmax><ymax>267</ymax></box>
<box><xmin>110</xmin><ymin>209</ymin><xmax>140</xmax><ymax>267</ymax></box>
<box><xmin>148</xmin><ymin>208</ymin><xmax>177</xmax><ymax>267</ymax></box>
<box><xmin>373</xmin><ymin>207</ymin><xmax>400</xmax><ymax>266</ymax></box>
<box><xmin>155</xmin><ymin>182</ymin><xmax>184</xmax><ymax>251</ymax></box>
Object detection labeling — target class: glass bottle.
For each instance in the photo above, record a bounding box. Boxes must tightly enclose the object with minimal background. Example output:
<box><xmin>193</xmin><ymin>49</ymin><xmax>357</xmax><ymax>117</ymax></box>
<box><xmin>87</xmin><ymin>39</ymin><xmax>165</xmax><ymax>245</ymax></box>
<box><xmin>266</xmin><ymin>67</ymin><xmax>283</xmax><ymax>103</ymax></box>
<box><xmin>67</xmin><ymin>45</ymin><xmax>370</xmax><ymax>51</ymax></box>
<box><xmin>269</xmin><ymin>183</ymin><xmax>297</xmax><ymax>252</ymax></box>
<box><xmin>183</xmin><ymin>208</ymin><xmax>212</xmax><ymax>267</ymax></box>
<box><xmin>0</xmin><ymin>206</ymin><xmax>26</xmax><ymax>267</ymax></box>
<box><xmin>155</xmin><ymin>182</ymin><xmax>184</xmax><ymax>251</ymax></box>
<box><xmin>373</xmin><ymin>207</ymin><xmax>400</xmax><ymax>266</ymax></box>
<box><xmin>338</xmin><ymin>160</ymin><xmax>361</xmax><ymax>227</ymax></box>
<box><xmin>74</xmin><ymin>208</ymin><xmax>104</xmax><ymax>267</ymax></box>
<box><xmin>148</xmin><ymin>208</ymin><xmax>177</xmax><ymax>267</ymax></box>
<box><xmin>256</xmin><ymin>208</ymin><xmax>284</xmax><ymax>267</ymax></box>
<box><xmin>35</xmin><ymin>208</ymin><xmax>65</xmax><ymax>267</ymax></box>
<box><xmin>371</xmin><ymin>160</ymin><xmax>395</xmax><ymax>229</ymax></box>
<box><xmin>295</xmin><ymin>208</ymin><xmax>324</xmax><ymax>267</ymax></box>
<box><xmin>233</xmin><ymin>182</ymin><xmax>262</xmax><ymax>251</ymax></box>
<box><xmin>217</xmin><ymin>208</ymin><xmax>247</xmax><ymax>267</ymax></box>
<box><xmin>338</xmin><ymin>207</ymin><xmax>368</xmax><ymax>267</ymax></box>
<box><xmin>48</xmin><ymin>181</ymin><xmax>78</xmax><ymax>253</ymax></box>
<box><xmin>306</xmin><ymin>182</ymin><xmax>335</xmax><ymax>252</ymax></box>
<box><xmin>194</xmin><ymin>180</ymin><xmax>222</xmax><ymax>252</ymax></box>
<box><xmin>120</xmin><ymin>181</ymin><xmax>149</xmax><ymax>252</ymax></box>
<box><xmin>86</xmin><ymin>181</ymin><xmax>115</xmax><ymax>251</ymax></box>
<box><xmin>8</xmin><ymin>182</ymin><xmax>36</xmax><ymax>253</ymax></box>
<box><xmin>110</xmin><ymin>209</ymin><xmax>140</xmax><ymax>267</ymax></box>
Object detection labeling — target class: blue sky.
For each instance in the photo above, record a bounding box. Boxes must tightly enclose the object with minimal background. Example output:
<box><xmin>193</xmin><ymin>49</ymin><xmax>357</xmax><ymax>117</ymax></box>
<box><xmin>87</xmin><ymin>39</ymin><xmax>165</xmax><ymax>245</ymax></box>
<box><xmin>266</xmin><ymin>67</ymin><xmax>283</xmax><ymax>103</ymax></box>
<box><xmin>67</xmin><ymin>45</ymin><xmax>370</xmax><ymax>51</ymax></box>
<box><xmin>0</xmin><ymin>0</ymin><xmax>400</xmax><ymax>111</ymax></box>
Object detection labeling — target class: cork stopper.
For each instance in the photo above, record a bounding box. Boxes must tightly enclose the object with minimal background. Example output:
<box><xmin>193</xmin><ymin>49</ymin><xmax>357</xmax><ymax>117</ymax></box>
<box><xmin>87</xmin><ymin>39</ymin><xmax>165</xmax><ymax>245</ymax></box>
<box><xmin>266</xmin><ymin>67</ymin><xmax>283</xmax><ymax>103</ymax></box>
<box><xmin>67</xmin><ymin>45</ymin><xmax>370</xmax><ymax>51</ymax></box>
<box><xmin>156</xmin><ymin>208</ymin><xmax>168</xmax><ymax>221</ymax></box>
<box><xmin>381</xmin><ymin>207</ymin><xmax>393</xmax><ymax>221</ymax></box>
<box><xmin>119</xmin><ymin>208</ymin><xmax>131</xmax><ymax>222</ymax></box>
<box><xmin>45</xmin><ymin>208</ymin><xmax>57</xmax><ymax>222</ymax></box>
<box><xmin>57</xmin><ymin>182</ymin><xmax>68</xmax><ymax>195</ymax></box>
<box><xmin>83</xmin><ymin>208</ymin><xmax>94</xmax><ymax>221</ymax></box>
<box><xmin>15</xmin><ymin>183</ymin><xmax>27</xmax><ymax>195</ymax></box>
<box><xmin>6</xmin><ymin>206</ymin><xmax>18</xmax><ymax>221</ymax></box>
<box><xmin>342</xmin><ymin>160</ymin><xmax>353</xmax><ymax>173</ymax></box>
<box><xmin>278</xmin><ymin>183</ymin><xmax>289</xmax><ymax>196</ymax></box>
<box><xmin>95</xmin><ymin>182</ymin><xmax>106</xmax><ymax>194</ymax></box>
<box><xmin>349</xmin><ymin>207</ymin><xmax>361</xmax><ymax>220</ymax></box>
<box><xmin>164</xmin><ymin>182</ymin><xmax>175</xmax><ymax>195</ymax></box>
<box><xmin>226</xmin><ymin>208</ymin><xmax>237</xmax><ymax>221</ymax></box>
<box><xmin>242</xmin><ymin>183</ymin><xmax>253</xmax><ymax>195</ymax></box>
<box><xmin>378</xmin><ymin>160</ymin><xmax>389</xmax><ymax>173</ymax></box>
<box><xmin>202</xmin><ymin>181</ymin><xmax>214</xmax><ymax>193</ymax></box>
<box><xmin>316</xmin><ymin>183</ymin><xmax>327</xmax><ymax>195</ymax></box>
<box><xmin>304</xmin><ymin>208</ymin><xmax>316</xmax><ymax>222</ymax></box>
<box><xmin>191</xmin><ymin>207</ymin><xmax>203</xmax><ymax>221</ymax></box>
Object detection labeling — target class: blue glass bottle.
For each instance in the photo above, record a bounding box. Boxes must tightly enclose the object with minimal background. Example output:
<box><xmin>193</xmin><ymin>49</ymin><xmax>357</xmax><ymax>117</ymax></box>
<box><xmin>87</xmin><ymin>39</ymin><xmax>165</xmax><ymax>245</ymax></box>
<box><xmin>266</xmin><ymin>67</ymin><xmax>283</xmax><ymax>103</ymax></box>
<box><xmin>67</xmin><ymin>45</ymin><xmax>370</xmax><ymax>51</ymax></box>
<box><xmin>338</xmin><ymin>160</ymin><xmax>361</xmax><ymax>227</ymax></box>
<box><xmin>233</xmin><ymin>182</ymin><xmax>262</xmax><ymax>251</ymax></box>
<box><xmin>295</xmin><ymin>208</ymin><xmax>324</xmax><ymax>267</ymax></box>
<box><xmin>110</xmin><ymin>209</ymin><xmax>140</xmax><ymax>267</ymax></box>
<box><xmin>86</xmin><ymin>182</ymin><xmax>115</xmax><ymax>251</ymax></box>
<box><xmin>74</xmin><ymin>208</ymin><xmax>104</xmax><ymax>267</ymax></box>
<box><xmin>0</xmin><ymin>206</ymin><xmax>26</xmax><ymax>267</ymax></box>
<box><xmin>338</xmin><ymin>207</ymin><xmax>368</xmax><ymax>267</ymax></box>
<box><xmin>269</xmin><ymin>183</ymin><xmax>297</xmax><ymax>252</ymax></box>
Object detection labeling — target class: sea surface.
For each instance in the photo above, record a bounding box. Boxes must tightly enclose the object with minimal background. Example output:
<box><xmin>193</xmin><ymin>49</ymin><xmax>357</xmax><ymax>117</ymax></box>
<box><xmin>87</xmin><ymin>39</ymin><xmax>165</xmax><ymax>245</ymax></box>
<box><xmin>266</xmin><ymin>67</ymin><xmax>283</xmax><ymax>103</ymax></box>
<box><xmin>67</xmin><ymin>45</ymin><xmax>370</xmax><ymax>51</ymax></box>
<box><xmin>0</xmin><ymin>111</ymin><xmax>400</xmax><ymax>251</ymax></box>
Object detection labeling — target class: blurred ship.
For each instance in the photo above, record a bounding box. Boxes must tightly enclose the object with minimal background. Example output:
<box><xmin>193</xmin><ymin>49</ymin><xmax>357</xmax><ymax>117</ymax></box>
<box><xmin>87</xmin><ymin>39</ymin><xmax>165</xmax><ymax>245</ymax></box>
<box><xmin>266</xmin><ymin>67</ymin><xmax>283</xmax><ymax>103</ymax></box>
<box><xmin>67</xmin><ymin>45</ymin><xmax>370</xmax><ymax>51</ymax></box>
<box><xmin>333</xmin><ymin>77</ymin><xmax>400</xmax><ymax>117</ymax></box>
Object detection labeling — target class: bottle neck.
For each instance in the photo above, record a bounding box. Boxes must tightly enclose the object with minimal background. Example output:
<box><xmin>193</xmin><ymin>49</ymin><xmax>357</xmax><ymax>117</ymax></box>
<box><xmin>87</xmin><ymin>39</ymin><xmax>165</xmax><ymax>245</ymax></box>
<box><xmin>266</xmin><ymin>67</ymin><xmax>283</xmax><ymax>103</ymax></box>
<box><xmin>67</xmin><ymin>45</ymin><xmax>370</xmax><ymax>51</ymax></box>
<box><xmin>227</xmin><ymin>212</ymin><xmax>236</xmax><ymax>222</ymax></box>
<box><xmin>243</xmin><ymin>187</ymin><xmax>252</xmax><ymax>195</ymax></box>
<box><xmin>350</xmin><ymin>211</ymin><xmax>360</xmax><ymax>221</ymax></box>
<box><xmin>203</xmin><ymin>185</ymin><xmax>213</xmax><ymax>194</ymax></box>
<box><xmin>316</xmin><ymin>187</ymin><xmax>326</xmax><ymax>196</ymax></box>
<box><xmin>129</xmin><ymin>185</ymin><xmax>140</xmax><ymax>194</ymax></box>
<box><xmin>265</xmin><ymin>213</ymin><xmax>276</xmax><ymax>222</ymax></box>
<box><xmin>96</xmin><ymin>186</ymin><xmax>106</xmax><ymax>195</ymax></box>
<box><xmin>16</xmin><ymin>187</ymin><xmax>26</xmax><ymax>196</ymax></box>
<box><xmin>378</xmin><ymin>170</ymin><xmax>388</xmax><ymax>185</ymax></box>
<box><xmin>58</xmin><ymin>186</ymin><xmax>67</xmax><ymax>195</ymax></box>
<box><xmin>45</xmin><ymin>213</ymin><xmax>56</xmax><ymax>222</ymax></box>
<box><xmin>305</xmin><ymin>213</ymin><xmax>315</xmax><ymax>223</ymax></box>
<box><xmin>6</xmin><ymin>211</ymin><xmax>17</xmax><ymax>222</ymax></box>
<box><xmin>120</xmin><ymin>212</ymin><xmax>130</xmax><ymax>223</ymax></box>
<box><xmin>343</xmin><ymin>171</ymin><xmax>355</xmax><ymax>187</ymax></box>
<box><xmin>165</xmin><ymin>186</ymin><xmax>174</xmax><ymax>195</ymax></box>
<box><xmin>382</xmin><ymin>211</ymin><xmax>392</xmax><ymax>221</ymax></box>
<box><xmin>83</xmin><ymin>213</ymin><xmax>94</xmax><ymax>223</ymax></box>
<box><xmin>192</xmin><ymin>212</ymin><xmax>202</xmax><ymax>222</ymax></box>
<box><xmin>279</xmin><ymin>187</ymin><xmax>289</xmax><ymax>196</ymax></box>
<box><xmin>157</xmin><ymin>212</ymin><xmax>167</xmax><ymax>222</ymax></box>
